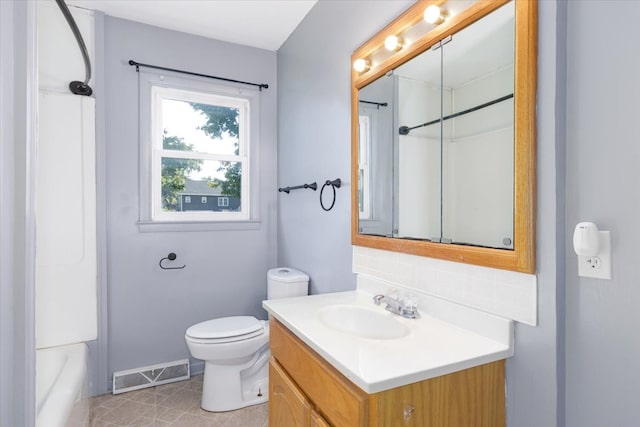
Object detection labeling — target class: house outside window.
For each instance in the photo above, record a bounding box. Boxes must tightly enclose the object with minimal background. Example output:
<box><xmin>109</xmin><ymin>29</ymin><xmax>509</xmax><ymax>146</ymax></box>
<box><xmin>178</xmin><ymin>179</ymin><xmax>240</xmax><ymax>212</ymax></box>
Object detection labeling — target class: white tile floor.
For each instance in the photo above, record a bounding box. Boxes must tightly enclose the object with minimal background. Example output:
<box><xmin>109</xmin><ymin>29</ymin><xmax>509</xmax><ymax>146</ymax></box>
<box><xmin>89</xmin><ymin>375</ymin><xmax>268</xmax><ymax>426</ymax></box>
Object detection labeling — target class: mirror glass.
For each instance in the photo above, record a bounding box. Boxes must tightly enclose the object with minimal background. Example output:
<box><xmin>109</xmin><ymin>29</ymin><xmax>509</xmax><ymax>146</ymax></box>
<box><xmin>357</xmin><ymin>1</ymin><xmax>515</xmax><ymax>250</ymax></box>
<box><xmin>352</xmin><ymin>0</ymin><xmax>536</xmax><ymax>273</ymax></box>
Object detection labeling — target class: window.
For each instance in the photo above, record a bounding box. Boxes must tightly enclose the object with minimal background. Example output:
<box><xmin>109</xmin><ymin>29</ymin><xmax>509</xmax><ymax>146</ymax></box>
<box><xmin>218</xmin><ymin>197</ymin><xmax>229</xmax><ymax>207</ymax></box>
<box><xmin>149</xmin><ymin>84</ymin><xmax>252</xmax><ymax>222</ymax></box>
<box><xmin>358</xmin><ymin>115</ymin><xmax>371</xmax><ymax>219</ymax></box>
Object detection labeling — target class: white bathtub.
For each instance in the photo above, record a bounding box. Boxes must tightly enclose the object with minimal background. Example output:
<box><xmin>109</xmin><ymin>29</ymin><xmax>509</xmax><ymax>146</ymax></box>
<box><xmin>36</xmin><ymin>343</ymin><xmax>89</xmax><ymax>427</ymax></box>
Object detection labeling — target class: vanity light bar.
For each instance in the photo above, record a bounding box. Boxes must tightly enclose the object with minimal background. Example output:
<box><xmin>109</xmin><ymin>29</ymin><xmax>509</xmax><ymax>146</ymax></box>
<box><xmin>353</xmin><ymin>2</ymin><xmax>449</xmax><ymax>74</ymax></box>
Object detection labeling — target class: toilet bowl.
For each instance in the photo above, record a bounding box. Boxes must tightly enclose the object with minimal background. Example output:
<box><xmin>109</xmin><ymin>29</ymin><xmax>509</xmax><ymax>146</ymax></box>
<box><xmin>185</xmin><ymin>267</ymin><xmax>309</xmax><ymax>412</ymax></box>
<box><xmin>185</xmin><ymin>316</ymin><xmax>270</xmax><ymax>412</ymax></box>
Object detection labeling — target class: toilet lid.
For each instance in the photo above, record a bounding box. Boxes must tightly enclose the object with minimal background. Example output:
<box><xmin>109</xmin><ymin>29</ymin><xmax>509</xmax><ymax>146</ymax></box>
<box><xmin>186</xmin><ymin>316</ymin><xmax>264</xmax><ymax>340</ymax></box>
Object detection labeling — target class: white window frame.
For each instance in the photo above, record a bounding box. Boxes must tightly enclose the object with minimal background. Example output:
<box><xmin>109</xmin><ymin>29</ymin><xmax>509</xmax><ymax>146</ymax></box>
<box><xmin>358</xmin><ymin>115</ymin><xmax>372</xmax><ymax>220</ymax></box>
<box><xmin>137</xmin><ymin>70</ymin><xmax>261</xmax><ymax>232</ymax></box>
<box><xmin>151</xmin><ymin>86</ymin><xmax>249</xmax><ymax>221</ymax></box>
<box><xmin>218</xmin><ymin>197</ymin><xmax>229</xmax><ymax>207</ymax></box>
<box><xmin>185</xmin><ymin>196</ymin><xmax>191</xmax><ymax>203</ymax></box>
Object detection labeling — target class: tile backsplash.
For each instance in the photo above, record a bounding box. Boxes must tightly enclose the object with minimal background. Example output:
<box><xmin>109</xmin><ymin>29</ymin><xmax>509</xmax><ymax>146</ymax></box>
<box><xmin>353</xmin><ymin>246</ymin><xmax>537</xmax><ymax>325</ymax></box>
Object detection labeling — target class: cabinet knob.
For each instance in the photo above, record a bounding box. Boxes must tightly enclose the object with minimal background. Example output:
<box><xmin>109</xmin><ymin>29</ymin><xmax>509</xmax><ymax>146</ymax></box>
<box><xmin>403</xmin><ymin>404</ymin><xmax>415</xmax><ymax>421</ymax></box>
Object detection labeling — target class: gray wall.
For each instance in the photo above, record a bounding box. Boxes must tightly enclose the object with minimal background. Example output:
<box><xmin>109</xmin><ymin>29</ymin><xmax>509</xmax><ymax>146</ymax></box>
<box><xmin>0</xmin><ymin>1</ymin><xmax>36</xmax><ymax>425</ymax></box>
<box><xmin>565</xmin><ymin>2</ymin><xmax>640</xmax><ymax>426</ymax></box>
<box><xmin>103</xmin><ymin>17</ymin><xmax>278</xmax><ymax>386</ymax></box>
<box><xmin>277</xmin><ymin>0</ymin><xmax>412</xmax><ymax>295</ymax></box>
<box><xmin>0</xmin><ymin>4</ymin><xmax>17</xmax><ymax>424</ymax></box>
<box><xmin>506</xmin><ymin>2</ymin><xmax>564</xmax><ymax>425</ymax></box>
<box><xmin>278</xmin><ymin>1</ymin><xmax>562</xmax><ymax>426</ymax></box>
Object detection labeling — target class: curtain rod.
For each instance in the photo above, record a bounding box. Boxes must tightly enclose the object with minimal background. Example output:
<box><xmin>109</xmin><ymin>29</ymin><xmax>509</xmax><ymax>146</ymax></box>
<box><xmin>128</xmin><ymin>60</ymin><xmax>269</xmax><ymax>91</ymax></box>
<box><xmin>399</xmin><ymin>93</ymin><xmax>513</xmax><ymax>135</ymax></box>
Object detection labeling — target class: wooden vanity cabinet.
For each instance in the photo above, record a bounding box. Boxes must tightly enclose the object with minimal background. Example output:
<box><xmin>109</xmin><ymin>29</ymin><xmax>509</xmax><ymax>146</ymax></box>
<box><xmin>269</xmin><ymin>359</ymin><xmax>312</xmax><ymax>426</ymax></box>
<box><xmin>269</xmin><ymin>319</ymin><xmax>505</xmax><ymax>427</ymax></box>
<box><xmin>311</xmin><ymin>410</ymin><xmax>332</xmax><ymax>427</ymax></box>
<box><xmin>269</xmin><ymin>349</ymin><xmax>338</xmax><ymax>426</ymax></box>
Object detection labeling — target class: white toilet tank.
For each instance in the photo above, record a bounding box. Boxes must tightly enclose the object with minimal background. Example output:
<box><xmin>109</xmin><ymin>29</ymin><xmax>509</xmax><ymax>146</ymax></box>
<box><xmin>267</xmin><ymin>268</ymin><xmax>309</xmax><ymax>299</ymax></box>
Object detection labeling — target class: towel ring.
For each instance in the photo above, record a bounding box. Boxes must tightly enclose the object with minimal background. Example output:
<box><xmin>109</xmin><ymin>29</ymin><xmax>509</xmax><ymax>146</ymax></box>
<box><xmin>320</xmin><ymin>178</ymin><xmax>341</xmax><ymax>211</ymax></box>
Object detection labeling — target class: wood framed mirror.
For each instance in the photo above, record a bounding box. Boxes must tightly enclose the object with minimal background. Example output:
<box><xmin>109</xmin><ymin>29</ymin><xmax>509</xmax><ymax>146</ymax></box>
<box><xmin>351</xmin><ymin>0</ymin><xmax>537</xmax><ymax>273</ymax></box>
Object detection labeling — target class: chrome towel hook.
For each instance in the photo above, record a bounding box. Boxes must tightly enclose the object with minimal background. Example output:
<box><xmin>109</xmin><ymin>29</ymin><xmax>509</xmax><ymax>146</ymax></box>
<box><xmin>159</xmin><ymin>252</ymin><xmax>186</xmax><ymax>270</ymax></box>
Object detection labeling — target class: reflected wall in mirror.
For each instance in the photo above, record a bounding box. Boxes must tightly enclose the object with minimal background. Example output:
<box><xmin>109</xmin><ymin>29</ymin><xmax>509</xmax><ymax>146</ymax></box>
<box><xmin>351</xmin><ymin>0</ymin><xmax>536</xmax><ymax>273</ymax></box>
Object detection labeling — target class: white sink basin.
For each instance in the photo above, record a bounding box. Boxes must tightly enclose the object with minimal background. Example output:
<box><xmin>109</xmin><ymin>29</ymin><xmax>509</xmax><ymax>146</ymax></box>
<box><xmin>318</xmin><ymin>304</ymin><xmax>410</xmax><ymax>340</ymax></box>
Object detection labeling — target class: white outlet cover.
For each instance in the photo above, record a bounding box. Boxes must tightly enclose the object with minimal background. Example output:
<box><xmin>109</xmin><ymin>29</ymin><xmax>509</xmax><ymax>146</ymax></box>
<box><xmin>577</xmin><ymin>231</ymin><xmax>612</xmax><ymax>280</ymax></box>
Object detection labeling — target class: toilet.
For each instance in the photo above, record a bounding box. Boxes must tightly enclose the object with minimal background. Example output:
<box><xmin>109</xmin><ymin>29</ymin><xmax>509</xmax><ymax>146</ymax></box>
<box><xmin>185</xmin><ymin>267</ymin><xmax>309</xmax><ymax>412</ymax></box>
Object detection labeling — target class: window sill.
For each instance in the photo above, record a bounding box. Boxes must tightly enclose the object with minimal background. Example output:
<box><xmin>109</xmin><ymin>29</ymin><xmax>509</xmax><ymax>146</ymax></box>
<box><xmin>137</xmin><ymin>220</ymin><xmax>261</xmax><ymax>233</ymax></box>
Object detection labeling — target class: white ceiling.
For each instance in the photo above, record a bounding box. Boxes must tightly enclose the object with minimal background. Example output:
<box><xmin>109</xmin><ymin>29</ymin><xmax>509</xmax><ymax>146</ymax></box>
<box><xmin>66</xmin><ymin>0</ymin><xmax>317</xmax><ymax>51</ymax></box>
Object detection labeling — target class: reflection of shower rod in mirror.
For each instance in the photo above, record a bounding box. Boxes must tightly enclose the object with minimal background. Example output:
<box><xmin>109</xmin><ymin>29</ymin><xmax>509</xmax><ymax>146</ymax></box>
<box><xmin>399</xmin><ymin>93</ymin><xmax>513</xmax><ymax>135</ymax></box>
<box><xmin>359</xmin><ymin>100</ymin><xmax>388</xmax><ymax>109</ymax></box>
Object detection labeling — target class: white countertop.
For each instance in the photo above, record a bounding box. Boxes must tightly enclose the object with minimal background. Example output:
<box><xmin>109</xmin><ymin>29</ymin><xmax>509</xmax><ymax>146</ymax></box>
<box><xmin>263</xmin><ymin>280</ymin><xmax>514</xmax><ymax>394</ymax></box>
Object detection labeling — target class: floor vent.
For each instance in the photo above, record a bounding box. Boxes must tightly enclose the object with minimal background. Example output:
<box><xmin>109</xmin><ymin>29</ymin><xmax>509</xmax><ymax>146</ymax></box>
<box><xmin>112</xmin><ymin>359</ymin><xmax>190</xmax><ymax>394</ymax></box>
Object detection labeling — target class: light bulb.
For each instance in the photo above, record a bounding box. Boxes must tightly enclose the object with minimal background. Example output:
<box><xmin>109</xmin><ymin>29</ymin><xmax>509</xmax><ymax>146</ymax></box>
<box><xmin>424</xmin><ymin>5</ymin><xmax>445</xmax><ymax>25</ymax></box>
<box><xmin>384</xmin><ymin>35</ymin><xmax>403</xmax><ymax>52</ymax></box>
<box><xmin>353</xmin><ymin>58</ymin><xmax>370</xmax><ymax>73</ymax></box>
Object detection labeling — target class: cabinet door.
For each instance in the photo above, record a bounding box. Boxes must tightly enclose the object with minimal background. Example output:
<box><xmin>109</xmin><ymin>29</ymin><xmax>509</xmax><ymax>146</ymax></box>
<box><xmin>270</xmin><ymin>319</ymin><xmax>368</xmax><ymax>426</ymax></box>
<box><xmin>311</xmin><ymin>409</ymin><xmax>332</xmax><ymax>427</ymax></box>
<box><xmin>373</xmin><ymin>360</ymin><xmax>506</xmax><ymax>426</ymax></box>
<box><xmin>269</xmin><ymin>359</ymin><xmax>311</xmax><ymax>427</ymax></box>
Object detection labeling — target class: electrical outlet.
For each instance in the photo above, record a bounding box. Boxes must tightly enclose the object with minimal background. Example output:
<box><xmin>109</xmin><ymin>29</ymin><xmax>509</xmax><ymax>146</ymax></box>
<box><xmin>577</xmin><ymin>231</ymin><xmax>612</xmax><ymax>280</ymax></box>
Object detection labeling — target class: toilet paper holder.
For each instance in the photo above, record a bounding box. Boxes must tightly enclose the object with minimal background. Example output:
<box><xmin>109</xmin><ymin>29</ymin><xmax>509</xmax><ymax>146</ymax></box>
<box><xmin>159</xmin><ymin>252</ymin><xmax>186</xmax><ymax>270</ymax></box>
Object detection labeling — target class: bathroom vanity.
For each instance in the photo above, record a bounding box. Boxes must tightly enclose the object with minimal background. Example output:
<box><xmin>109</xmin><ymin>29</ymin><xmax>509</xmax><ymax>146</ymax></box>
<box><xmin>263</xmin><ymin>284</ymin><xmax>513</xmax><ymax>427</ymax></box>
<box><xmin>263</xmin><ymin>0</ymin><xmax>537</xmax><ymax>422</ymax></box>
<box><xmin>270</xmin><ymin>319</ymin><xmax>504</xmax><ymax>426</ymax></box>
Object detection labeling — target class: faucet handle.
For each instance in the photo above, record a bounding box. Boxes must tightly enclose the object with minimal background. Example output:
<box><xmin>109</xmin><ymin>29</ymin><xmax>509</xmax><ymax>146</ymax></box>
<box><xmin>399</xmin><ymin>293</ymin><xmax>421</xmax><ymax>319</ymax></box>
<box><xmin>373</xmin><ymin>291</ymin><xmax>420</xmax><ymax>318</ymax></box>
<box><xmin>400</xmin><ymin>293</ymin><xmax>418</xmax><ymax>310</ymax></box>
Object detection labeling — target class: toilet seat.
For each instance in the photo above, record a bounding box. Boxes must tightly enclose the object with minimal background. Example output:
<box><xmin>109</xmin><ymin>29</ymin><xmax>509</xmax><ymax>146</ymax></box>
<box><xmin>186</xmin><ymin>316</ymin><xmax>265</xmax><ymax>344</ymax></box>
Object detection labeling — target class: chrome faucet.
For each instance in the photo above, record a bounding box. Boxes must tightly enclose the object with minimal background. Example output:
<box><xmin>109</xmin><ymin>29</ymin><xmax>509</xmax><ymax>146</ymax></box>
<box><xmin>373</xmin><ymin>292</ymin><xmax>420</xmax><ymax>319</ymax></box>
